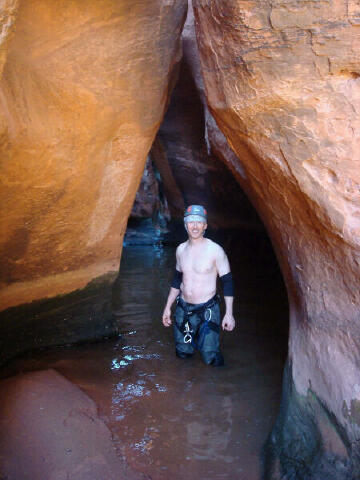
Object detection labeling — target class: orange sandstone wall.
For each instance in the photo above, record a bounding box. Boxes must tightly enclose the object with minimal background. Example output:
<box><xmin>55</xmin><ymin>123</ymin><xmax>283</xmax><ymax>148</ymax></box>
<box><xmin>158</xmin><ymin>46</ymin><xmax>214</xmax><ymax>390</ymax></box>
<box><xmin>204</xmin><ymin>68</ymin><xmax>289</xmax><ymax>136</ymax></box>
<box><xmin>193</xmin><ymin>0</ymin><xmax>360</xmax><ymax>475</ymax></box>
<box><xmin>0</xmin><ymin>0</ymin><xmax>187</xmax><ymax>310</ymax></box>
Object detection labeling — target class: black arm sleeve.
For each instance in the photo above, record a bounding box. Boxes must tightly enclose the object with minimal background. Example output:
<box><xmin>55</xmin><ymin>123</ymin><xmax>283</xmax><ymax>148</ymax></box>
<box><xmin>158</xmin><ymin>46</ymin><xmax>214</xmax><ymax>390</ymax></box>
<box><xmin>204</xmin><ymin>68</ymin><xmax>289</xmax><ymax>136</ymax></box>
<box><xmin>171</xmin><ymin>269</ymin><xmax>183</xmax><ymax>289</ymax></box>
<box><xmin>220</xmin><ymin>272</ymin><xmax>234</xmax><ymax>296</ymax></box>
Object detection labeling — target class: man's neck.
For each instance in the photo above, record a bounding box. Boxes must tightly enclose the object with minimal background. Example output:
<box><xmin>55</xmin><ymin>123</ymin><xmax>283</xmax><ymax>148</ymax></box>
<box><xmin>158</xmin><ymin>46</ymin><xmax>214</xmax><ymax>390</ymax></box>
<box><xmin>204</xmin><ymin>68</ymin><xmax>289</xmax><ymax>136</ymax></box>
<box><xmin>188</xmin><ymin>236</ymin><xmax>206</xmax><ymax>247</ymax></box>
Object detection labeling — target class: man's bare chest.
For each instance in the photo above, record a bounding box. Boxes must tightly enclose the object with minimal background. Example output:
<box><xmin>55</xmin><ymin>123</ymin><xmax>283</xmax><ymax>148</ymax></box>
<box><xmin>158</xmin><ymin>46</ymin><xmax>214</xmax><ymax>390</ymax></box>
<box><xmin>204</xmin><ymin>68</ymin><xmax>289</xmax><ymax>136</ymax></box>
<box><xmin>180</xmin><ymin>251</ymin><xmax>216</xmax><ymax>275</ymax></box>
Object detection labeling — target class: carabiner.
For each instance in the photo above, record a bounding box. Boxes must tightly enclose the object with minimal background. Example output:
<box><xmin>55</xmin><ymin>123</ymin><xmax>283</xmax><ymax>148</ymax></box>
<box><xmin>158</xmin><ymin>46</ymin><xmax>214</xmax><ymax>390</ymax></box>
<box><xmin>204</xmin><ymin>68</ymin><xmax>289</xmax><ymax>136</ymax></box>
<box><xmin>183</xmin><ymin>321</ymin><xmax>193</xmax><ymax>344</ymax></box>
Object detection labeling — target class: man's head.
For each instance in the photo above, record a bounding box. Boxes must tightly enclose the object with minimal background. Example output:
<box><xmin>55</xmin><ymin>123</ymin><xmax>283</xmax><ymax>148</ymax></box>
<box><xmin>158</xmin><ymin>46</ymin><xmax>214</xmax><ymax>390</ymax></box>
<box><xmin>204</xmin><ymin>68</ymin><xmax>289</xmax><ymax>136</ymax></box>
<box><xmin>184</xmin><ymin>205</ymin><xmax>207</xmax><ymax>223</ymax></box>
<box><xmin>184</xmin><ymin>205</ymin><xmax>207</xmax><ymax>239</ymax></box>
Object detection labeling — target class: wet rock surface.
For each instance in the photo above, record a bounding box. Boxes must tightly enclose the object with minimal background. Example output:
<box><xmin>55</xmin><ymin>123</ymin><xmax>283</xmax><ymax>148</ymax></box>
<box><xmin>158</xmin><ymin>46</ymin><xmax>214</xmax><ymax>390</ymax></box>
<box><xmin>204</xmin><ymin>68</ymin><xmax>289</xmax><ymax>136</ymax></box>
<box><xmin>0</xmin><ymin>272</ymin><xmax>118</xmax><ymax>367</ymax></box>
<box><xmin>1</xmin><ymin>241</ymin><xmax>288</xmax><ymax>479</ymax></box>
<box><xmin>265</xmin><ymin>363</ymin><xmax>356</xmax><ymax>480</ymax></box>
<box><xmin>193</xmin><ymin>0</ymin><xmax>360</xmax><ymax>476</ymax></box>
<box><xmin>0</xmin><ymin>368</ymin><xmax>140</xmax><ymax>480</ymax></box>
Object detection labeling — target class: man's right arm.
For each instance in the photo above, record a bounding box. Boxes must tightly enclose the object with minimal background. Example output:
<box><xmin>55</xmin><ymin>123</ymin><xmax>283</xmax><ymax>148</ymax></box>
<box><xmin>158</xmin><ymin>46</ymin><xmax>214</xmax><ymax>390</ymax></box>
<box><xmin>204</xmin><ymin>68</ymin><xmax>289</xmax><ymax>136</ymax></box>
<box><xmin>162</xmin><ymin>287</ymin><xmax>180</xmax><ymax>327</ymax></box>
<box><xmin>162</xmin><ymin>246</ymin><xmax>182</xmax><ymax>327</ymax></box>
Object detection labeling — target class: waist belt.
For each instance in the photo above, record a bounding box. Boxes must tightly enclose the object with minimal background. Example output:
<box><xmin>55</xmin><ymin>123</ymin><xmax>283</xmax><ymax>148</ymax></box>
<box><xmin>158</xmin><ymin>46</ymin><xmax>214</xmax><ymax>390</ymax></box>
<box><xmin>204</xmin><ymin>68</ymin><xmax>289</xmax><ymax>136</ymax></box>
<box><xmin>176</xmin><ymin>294</ymin><xmax>220</xmax><ymax>348</ymax></box>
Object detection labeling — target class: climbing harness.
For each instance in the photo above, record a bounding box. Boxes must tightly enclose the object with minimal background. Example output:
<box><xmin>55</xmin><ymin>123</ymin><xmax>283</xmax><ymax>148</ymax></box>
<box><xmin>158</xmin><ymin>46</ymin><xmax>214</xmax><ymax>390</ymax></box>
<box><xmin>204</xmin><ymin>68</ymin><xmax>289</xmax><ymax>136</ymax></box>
<box><xmin>176</xmin><ymin>295</ymin><xmax>220</xmax><ymax>349</ymax></box>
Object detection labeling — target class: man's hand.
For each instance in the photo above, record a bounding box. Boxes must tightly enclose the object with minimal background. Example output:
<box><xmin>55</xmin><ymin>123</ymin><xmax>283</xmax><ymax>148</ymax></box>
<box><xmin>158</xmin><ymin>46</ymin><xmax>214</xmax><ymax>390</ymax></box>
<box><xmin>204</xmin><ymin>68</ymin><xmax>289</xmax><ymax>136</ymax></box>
<box><xmin>222</xmin><ymin>313</ymin><xmax>235</xmax><ymax>331</ymax></box>
<box><xmin>162</xmin><ymin>308</ymin><xmax>172</xmax><ymax>327</ymax></box>
<box><xmin>162</xmin><ymin>287</ymin><xmax>179</xmax><ymax>327</ymax></box>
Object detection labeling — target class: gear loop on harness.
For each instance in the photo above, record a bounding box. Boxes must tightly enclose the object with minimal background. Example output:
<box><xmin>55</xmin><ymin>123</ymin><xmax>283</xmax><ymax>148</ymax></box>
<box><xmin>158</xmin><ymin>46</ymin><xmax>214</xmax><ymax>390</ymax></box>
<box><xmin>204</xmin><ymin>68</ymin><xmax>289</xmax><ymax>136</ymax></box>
<box><xmin>175</xmin><ymin>294</ymin><xmax>220</xmax><ymax>349</ymax></box>
<box><xmin>183</xmin><ymin>321</ymin><xmax>193</xmax><ymax>343</ymax></box>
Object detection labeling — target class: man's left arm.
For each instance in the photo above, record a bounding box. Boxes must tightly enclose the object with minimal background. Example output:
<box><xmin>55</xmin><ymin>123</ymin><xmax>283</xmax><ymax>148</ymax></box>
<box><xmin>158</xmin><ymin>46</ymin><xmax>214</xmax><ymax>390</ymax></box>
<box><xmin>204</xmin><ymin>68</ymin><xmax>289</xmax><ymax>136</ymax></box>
<box><xmin>215</xmin><ymin>247</ymin><xmax>235</xmax><ymax>331</ymax></box>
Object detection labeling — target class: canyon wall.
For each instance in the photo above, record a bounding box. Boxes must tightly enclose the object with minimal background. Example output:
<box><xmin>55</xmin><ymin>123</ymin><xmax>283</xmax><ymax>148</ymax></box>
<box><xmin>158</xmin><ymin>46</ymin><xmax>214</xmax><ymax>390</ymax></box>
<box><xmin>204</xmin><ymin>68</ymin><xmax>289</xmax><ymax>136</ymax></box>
<box><xmin>157</xmin><ymin>42</ymin><xmax>259</xmax><ymax>230</ymax></box>
<box><xmin>193</xmin><ymin>0</ymin><xmax>360</xmax><ymax>477</ymax></box>
<box><xmin>128</xmin><ymin>1</ymin><xmax>261</xmax><ymax>234</ymax></box>
<box><xmin>0</xmin><ymin>0</ymin><xmax>187</xmax><ymax>311</ymax></box>
<box><xmin>1</xmin><ymin>1</ymin><xmax>359</xmax><ymax>475</ymax></box>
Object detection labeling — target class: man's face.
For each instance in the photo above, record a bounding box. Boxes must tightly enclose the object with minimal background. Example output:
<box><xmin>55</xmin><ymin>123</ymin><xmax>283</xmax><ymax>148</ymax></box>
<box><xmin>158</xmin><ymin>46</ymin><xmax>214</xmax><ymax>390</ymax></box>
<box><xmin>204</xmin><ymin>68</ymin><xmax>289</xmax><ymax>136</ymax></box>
<box><xmin>185</xmin><ymin>220</ymin><xmax>207</xmax><ymax>239</ymax></box>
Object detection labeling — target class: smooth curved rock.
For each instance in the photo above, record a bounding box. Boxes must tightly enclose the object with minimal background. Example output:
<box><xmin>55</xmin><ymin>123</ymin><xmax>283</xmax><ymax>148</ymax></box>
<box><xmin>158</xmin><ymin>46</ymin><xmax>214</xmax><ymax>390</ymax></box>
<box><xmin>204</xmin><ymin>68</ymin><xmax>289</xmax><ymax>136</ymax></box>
<box><xmin>193</xmin><ymin>0</ymin><xmax>360</xmax><ymax>477</ymax></box>
<box><xmin>0</xmin><ymin>0</ymin><xmax>187</xmax><ymax>310</ymax></box>
<box><xmin>0</xmin><ymin>369</ymin><xmax>141</xmax><ymax>480</ymax></box>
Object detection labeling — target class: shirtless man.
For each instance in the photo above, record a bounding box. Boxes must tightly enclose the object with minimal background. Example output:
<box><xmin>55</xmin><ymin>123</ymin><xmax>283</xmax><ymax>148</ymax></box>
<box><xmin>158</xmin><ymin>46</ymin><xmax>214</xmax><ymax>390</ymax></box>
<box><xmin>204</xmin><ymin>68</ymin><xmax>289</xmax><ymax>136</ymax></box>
<box><xmin>162</xmin><ymin>205</ymin><xmax>235</xmax><ymax>366</ymax></box>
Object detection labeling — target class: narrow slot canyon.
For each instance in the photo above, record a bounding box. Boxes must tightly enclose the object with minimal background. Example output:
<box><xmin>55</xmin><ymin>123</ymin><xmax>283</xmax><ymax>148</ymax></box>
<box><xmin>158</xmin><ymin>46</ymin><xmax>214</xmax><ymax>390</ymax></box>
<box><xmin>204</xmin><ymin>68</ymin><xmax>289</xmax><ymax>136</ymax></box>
<box><xmin>0</xmin><ymin>1</ymin><xmax>360</xmax><ymax>480</ymax></box>
<box><xmin>0</xmin><ymin>33</ymin><xmax>289</xmax><ymax>476</ymax></box>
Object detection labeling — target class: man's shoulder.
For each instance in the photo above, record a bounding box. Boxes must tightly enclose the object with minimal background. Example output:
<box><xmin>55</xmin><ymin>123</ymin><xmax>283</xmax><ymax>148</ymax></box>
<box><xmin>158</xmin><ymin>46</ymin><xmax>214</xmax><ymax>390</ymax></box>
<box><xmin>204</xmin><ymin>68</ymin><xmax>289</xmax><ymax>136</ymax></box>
<box><xmin>206</xmin><ymin>238</ymin><xmax>224</xmax><ymax>254</ymax></box>
<box><xmin>176</xmin><ymin>241</ymin><xmax>188</xmax><ymax>254</ymax></box>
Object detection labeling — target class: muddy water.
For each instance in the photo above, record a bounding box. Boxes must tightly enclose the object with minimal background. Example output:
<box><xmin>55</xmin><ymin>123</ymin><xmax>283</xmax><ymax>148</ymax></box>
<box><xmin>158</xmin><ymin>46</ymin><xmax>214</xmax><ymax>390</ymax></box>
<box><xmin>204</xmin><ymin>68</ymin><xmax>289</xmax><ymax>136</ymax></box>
<box><xmin>2</xmin><ymin>242</ymin><xmax>288</xmax><ymax>480</ymax></box>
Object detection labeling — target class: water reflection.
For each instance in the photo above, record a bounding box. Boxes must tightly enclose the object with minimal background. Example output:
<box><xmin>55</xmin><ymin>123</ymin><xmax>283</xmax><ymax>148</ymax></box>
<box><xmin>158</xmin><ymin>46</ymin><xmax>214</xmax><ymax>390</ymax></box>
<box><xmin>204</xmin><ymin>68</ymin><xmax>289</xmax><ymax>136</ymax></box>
<box><xmin>1</xmin><ymin>243</ymin><xmax>288</xmax><ymax>480</ymax></box>
<box><xmin>186</xmin><ymin>396</ymin><xmax>233</xmax><ymax>463</ymax></box>
<box><xmin>111</xmin><ymin>352</ymin><xmax>162</xmax><ymax>370</ymax></box>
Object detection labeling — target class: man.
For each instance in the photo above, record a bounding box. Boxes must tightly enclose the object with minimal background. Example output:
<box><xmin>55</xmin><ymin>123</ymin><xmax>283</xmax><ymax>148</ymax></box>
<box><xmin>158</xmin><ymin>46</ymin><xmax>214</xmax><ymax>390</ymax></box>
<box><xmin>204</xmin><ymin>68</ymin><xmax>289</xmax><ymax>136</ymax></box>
<box><xmin>162</xmin><ymin>205</ymin><xmax>235</xmax><ymax>366</ymax></box>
